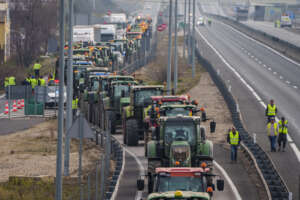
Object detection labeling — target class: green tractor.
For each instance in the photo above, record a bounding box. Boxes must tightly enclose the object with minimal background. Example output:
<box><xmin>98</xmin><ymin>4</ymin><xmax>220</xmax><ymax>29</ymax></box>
<box><xmin>105</xmin><ymin>80</ymin><xmax>138</xmax><ymax>134</ymax></box>
<box><xmin>122</xmin><ymin>85</ymin><xmax>164</xmax><ymax>146</ymax></box>
<box><xmin>147</xmin><ymin>115</ymin><xmax>215</xmax><ymax>175</ymax></box>
<box><xmin>137</xmin><ymin>167</ymin><xmax>224</xmax><ymax>200</ymax></box>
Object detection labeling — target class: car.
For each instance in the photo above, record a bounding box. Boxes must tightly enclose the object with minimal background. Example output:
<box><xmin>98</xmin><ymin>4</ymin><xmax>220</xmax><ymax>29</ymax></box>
<box><xmin>45</xmin><ymin>84</ymin><xmax>67</xmax><ymax>108</ymax></box>
<box><xmin>197</xmin><ymin>16</ymin><xmax>205</xmax><ymax>26</ymax></box>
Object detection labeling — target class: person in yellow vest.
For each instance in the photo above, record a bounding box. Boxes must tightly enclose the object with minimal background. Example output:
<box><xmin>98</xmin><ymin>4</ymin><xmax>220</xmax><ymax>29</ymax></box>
<box><xmin>277</xmin><ymin>117</ymin><xmax>288</xmax><ymax>152</ymax></box>
<box><xmin>4</xmin><ymin>77</ymin><xmax>9</xmax><ymax>88</ymax></box>
<box><xmin>227</xmin><ymin>127</ymin><xmax>241</xmax><ymax>163</ymax></box>
<box><xmin>30</xmin><ymin>76</ymin><xmax>38</xmax><ymax>89</ymax></box>
<box><xmin>267</xmin><ymin>118</ymin><xmax>278</xmax><ymax>152</ymax></box>
<box><xmin>33</xmin><ymin>60</ymin><xmax>41</xmax><ymax>77</ymax></box>
<box><xmin>72</xmin><ymin>96</ymin><xmax>79</xmax><ymax>119</ymax></box>
<box><xmin>8</xmin><ymin>76</ymin><xmax>16</xmax><ymax>86</ymax></box>
<box><xmin>265</xmin><ymin>99</ymin><xmax>277</xmax><ymax>123</ymax></box>
<box><xmin>38</xmin><ymin>76</ymin><xmax>46</xmax><ymax>86</ymax></box>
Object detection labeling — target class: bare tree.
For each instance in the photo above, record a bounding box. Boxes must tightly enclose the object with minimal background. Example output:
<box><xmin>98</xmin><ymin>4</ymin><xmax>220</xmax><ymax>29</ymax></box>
<box><xmin>10</xmin><ymin>0</ymin><xmax>57</xmax><ymax>67</ymax></box>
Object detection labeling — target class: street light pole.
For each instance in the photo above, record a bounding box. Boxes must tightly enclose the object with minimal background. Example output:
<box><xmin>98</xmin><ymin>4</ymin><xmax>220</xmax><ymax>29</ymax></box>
<box><xmin>167</xmin><ymin>0</ymin><xmax>173</xmax><ymax>95</ymax></box>
<box><xmin>191</xmin><ymin>0</ymin><xmax>195</xmax><ymax>77</ymax></box>
<box><xmin>174</xmin><ymin>0</ymin><xmax>178</xmax><ymax>93</ymax></box>
<box><xmin>56</xmin><ymin>0</ymin><xmax>65</xmax><ymax>199</ymax></box>
<box><xmin>183</xmin><ymin>0</ymin><xmax>187</xmax><ymax>58</ymax></box>
<box><xmin>187</xmin><ymin>0</ymin><xmax>191</xmax><ymax>64</ymax></box>
<box><xmin>64</xmin><ymin>0</ymin><xmax>73</xmax><ymax>177</ymax></box>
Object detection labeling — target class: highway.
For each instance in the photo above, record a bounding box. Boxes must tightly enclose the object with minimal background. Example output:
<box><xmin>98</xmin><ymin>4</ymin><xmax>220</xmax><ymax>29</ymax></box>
<box><xmin>198</xmin><ymin>2</ymin><xmax>300</xmax><ymax>198</ymax></box>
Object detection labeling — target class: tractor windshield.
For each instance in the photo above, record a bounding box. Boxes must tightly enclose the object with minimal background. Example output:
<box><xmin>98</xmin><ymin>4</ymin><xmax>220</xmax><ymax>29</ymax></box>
<box><xmin>165</xmin><ymin>108</ymin><xmax>191</xmax><ymax>116</ymax></box>
<box><xmin>157</xmin><ymin>176</ymin><xmax>204</xmax><ymax>193</ymax></box>
<box><xmin>134</xmin><ymin>89</ymin><xmax>162</xmax><ymax>106</ymax></box>
<box><xmin>114</xmin><ymin>85</ymin><xmax>130</xmax><ymax>97</ymax></box>
<box><xmin>164</xmin><ymin>122</ymin><xmax>196</xmax><ymax>145</ymax></box>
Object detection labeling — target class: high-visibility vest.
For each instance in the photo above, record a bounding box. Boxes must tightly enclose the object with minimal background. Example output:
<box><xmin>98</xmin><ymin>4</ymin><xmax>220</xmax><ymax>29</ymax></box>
<box><xmin>26</xmin><ymin>78</ymin><xmax>31</xmax><ymax>84</ymax></box>
<box><xmin>278</xmin><ymin>120</ymin><xmax>288</xmax><ymax>134</ymax></box>
<box><xmin>39</xmin><ymin>78</ymin><xmax>46</xmax><ymax>86</ymax></box>
<box><xmin>8</xmin><ymin>76</ymin><xmax>16</xmax><ymax>85</ymax></box>
<box><xmin>33</xmin><ymin>63</ymin><xmax>41</xmax><ymax>70</ymax></box>
<box><xmin>31</xmin><ymin>78</ymin><xmax>38</xmax><ymax>89</ymax></box>
<box><xmin>229</xmin><ymin>131</ymin><xmax>239</xmax><ymax>145</ymax></box>
<box><xmin>267</xmin><ymin>104</ymin><xmax>276</xmax><ymax>116</ymax></box>
<box><xmin>79</xmin><ymin>78</ymin><xmax>84</xmax><ymax>84</ymax></box>
<box><xmin>267</xmin><ymin>122</ymin><xmax>278</xmax><ymax>136</ymax></box>
<box><xmin>72</xmin><ymin>98</ymin><xmax>78</xmax><ymax>109</ymax></box>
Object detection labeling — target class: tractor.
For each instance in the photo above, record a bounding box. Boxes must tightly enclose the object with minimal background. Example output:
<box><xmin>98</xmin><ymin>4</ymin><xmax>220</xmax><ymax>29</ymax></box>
<box><xmin>137</xmin><ymin>167</ymin><xmax>224</xmax><ymax>200</ymax></box>
<box><xmin>105</xmin><ymin>80</ymin><xmax>138</xmax><ymax>134</ymax></box>
<box><xmin>146</xmin><ymin>115</ymin><xmax>215</xmax><ymax>175</ymax></box>
<box><xmin>122</xmin><ymin>85</ymin><xmax>164</xmax><ymax>146</ymax></box>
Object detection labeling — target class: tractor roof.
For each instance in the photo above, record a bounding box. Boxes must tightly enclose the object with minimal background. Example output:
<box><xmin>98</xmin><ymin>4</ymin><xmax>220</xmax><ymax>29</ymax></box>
<box><xmin>160</xmin><ymin>115</ymin><xmax>201</xmax><ymax>122</ymax></box>
<box><xmin>160</xmin><ymin>104</ymin><xmax>196</xmax><ymax>109</ymax></box>
<box><xmin>86</xmin><ymin>67</ymin><xmax>109</xmax><ymax>72</ymax></box>
<box><xmin>156</xmin><ymin>167</ymin><xmax>205</xmax><ymax>174</ymax></box>
<box><xmin>131</xmin><ymin>85</ymin><xmax>164</xmax><ymax>90</ymax></box>
<box><xmin>148</xmin><ymin>191</ymin><xmax>210</xmax><ymax>200</ymax></box>
<box><xmin>151</xmin><ymin>95</ymin><xmax>188</xmax><ymax>102</ymax></box>
<box><xmin>108</xmin><ymin>75</ymin><xmax>134</xmax><ymax>79</ymax></box>
<box><xmin>111</xmin><ymin>80</ymin><xmax>137</xmax><ymax>85</ymax></box>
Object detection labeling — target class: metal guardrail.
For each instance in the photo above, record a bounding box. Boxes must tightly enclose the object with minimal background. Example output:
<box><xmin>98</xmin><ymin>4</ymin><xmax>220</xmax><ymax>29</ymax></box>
<box><xmin>195</xmin><ymin>49</ymin><xmax>290</xmax><ymax>200</ymax></box>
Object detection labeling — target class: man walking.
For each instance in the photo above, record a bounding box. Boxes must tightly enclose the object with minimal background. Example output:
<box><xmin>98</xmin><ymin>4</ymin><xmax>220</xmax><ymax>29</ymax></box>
<box><xmin>278</xmin><ymin>117</ymin><xmax>288</xmax><ymax>152</ymax></box>
<box><xmin>265</xmin><ymin>99</ymin><xmax>277</xmax><ymax>123</ymax></box>
<box><xmin>33</xmin><ymin>60</ymin><xmax>41</xmax><ymax>77</ymax></box>
<box><xmin>267</xmin><ymin>118</ymin><xmax>278</xmax><ymax>152</ymax></box>
<box><xmin>227</xmin><ymin>127</ymin><xmax>241</xmax><ymax>163</ymax></box>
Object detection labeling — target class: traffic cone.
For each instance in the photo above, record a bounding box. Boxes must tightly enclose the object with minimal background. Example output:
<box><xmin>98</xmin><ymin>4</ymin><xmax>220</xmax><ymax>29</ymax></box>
<box><xmin>4</xmin><ymin>102</ymin><xmax>9</xmax><ymax>114</ymax></box>
<box><xmin>17</xmin><ymin>100</ymin><xmax>22</xmax><ymax>109</ymax></box>
<box><xmin>21</xmin><ymin>99</ymin><xmax>24</xmax><ymax>108</ymax></box>
<box><xmin>12</xmin><ymin>101</ymin><xmax>17</xmax><ymax>112</ymax></box>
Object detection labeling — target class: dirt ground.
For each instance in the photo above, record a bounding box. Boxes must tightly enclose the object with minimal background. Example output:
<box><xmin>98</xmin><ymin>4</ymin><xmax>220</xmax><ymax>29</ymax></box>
<box><xmin>189</xmin><ymin>71</ymin><xmax>232</xmax><ymax>144</ymax></box>
<box><xmin>0</xmin><ymin>119</ymin><xmax>102</xmax><ymax>182</ymax></box>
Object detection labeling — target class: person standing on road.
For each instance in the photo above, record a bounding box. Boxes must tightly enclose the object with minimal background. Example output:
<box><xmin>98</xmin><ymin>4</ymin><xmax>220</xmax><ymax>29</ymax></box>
<box><xmin>72</xmin><ymin>95</ymin><xmax>79</xmax><ymax>119</ymax></box>
<box><xmin>33</xmin><ymin>60</ymin><xmax>41</xmax><ymax>77</ymax></box>
<box><xmin>267</xmin><ymin>118</ymin><xmax>278</xmax><ymax>152</ymax></box>
<box><xmin>227</xmin><ymin>127</ymin><xmax>241</xmax><ymax>163</ymax></box>
<box><xmin>265</xmin><ymin>99</ymin><xmax>277</xmax><ymax>123</ymax></box>
<box><xmin>278</xmin><ymin>117</ymin><xmax>288</xmax><ymax>152</ymax></box>
<box><xmin>38</xmin><ymin>76</ymin><xmax>46</xmax><ymax>86</ymax></box>
<box><xmin>8</xmin><ymin>76</ymin><xmax>16</xmax><ymax>86</ymax></box>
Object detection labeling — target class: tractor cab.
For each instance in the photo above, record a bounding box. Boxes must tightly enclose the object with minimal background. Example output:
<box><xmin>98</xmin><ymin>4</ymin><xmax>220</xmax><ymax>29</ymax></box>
<box><xmin>137</xmin><ymin>168</ymin><xmax>224</xmax><ymax>199</ymax></box>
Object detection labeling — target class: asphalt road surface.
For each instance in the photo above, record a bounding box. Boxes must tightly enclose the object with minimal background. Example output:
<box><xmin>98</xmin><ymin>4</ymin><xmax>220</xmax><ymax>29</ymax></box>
<box><xmin>197</xmin><ymin>3</ymin><xmax>300</xmax><ymax>198</ymax></box>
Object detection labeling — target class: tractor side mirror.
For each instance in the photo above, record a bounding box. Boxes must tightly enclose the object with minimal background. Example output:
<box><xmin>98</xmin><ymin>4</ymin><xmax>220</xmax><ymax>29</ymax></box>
<box><xmin>121</xmin><ymin>90</ymin><xmax>125</xmax><ymax>97</ymax></box>
<box><xmin>217</xmin><ymin>179</ymin><xmax>224</xmax><ymax>191</ymax></box>
<box><xmin>137</xmin><ymin>179</ymin><xmax>145</xmax><ymax>191</ymax></box>
<box><xmin>210</xmin><ymin>121</ymin><xmax>216</xmax><ymax>133</ymax></box>
<box><xmin>200</xmin><ymin>127</ymin><xmax>206</xmax><ymax>141</ymax></box>
<box><xmin>202</xmin><ymin>111</ymin><xmax>207</xmax><ymax>122</ymax></box>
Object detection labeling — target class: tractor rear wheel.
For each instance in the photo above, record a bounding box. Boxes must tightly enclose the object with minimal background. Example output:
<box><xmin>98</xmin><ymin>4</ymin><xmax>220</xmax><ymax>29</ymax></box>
<box><xmin>126</xmin><ymin>119</ymin><xmax>139</xmax><ymax>146</ymax></box>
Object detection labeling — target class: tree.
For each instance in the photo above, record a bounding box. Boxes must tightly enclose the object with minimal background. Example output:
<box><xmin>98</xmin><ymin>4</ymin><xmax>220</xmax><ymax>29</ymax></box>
<box><xmin>10</xmin><ymin>0</ymin><xmax>57</xmax><ymax>67</ymax></box>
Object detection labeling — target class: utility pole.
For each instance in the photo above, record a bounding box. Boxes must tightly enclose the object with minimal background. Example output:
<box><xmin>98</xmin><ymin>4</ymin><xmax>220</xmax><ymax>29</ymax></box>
<box><xmin>183</xmin><ymin>0</ymin><xmax>187</xmax><ymax>58</ymax></box>
<box><xmin>191</xmin><ymin>0</ymin><xmax>195</xmax><ymax>77</ymax></box>
<box><xmin>187</xmin><ymin>0</ymin><xmax>191</xmax><ymax>64</ymax></box>
<box><xmin>56</xmin><ymin>0</ymin><xmax>65</xmax><ymax>199</ymax></box>
<box><xmin>167</xmin><ymin>0</ymin><xmax>173</xmax><ymax>95</ymax></box>
<box><xmin>64</xmin><ymin>0</ymin><xmax>73</xmax><ymax>177</ymax></box>
<box><xmin>174</xmin><ymin>0</ymin><xmax>178</xmax><ymax>93</ymax></box>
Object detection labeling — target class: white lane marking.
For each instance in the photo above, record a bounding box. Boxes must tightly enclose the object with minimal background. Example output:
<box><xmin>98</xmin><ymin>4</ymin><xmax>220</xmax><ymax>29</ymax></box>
<box><xmin>255</xmin><ymin>58</ymin><xmax>258</xmax><ymax>61</ymax></box>
<box><xmin>279</xmin><ymin>76</ymin><xmax>283</xmax><ymax>79</ymax></box>
<box><xmin>268</xmin><ymin>67</ymin><xmax>272</xmax><ymax>71</ymax></box>
<box><xmin>123</xmin><ymin>147</ymin><xmax>145</xmax><ymax>200</ymax></box>
<box><xmin>111</xmin><ymin>147</ymin><xmax>125</xmax><ymax>200</ymax></box>
<box><xmin>248</xmin><ymin>52</ymin><xmax>251</xmax><ymax>55</ymax></box>
<box><xmin>263</xmin><ymin>64</ymin><xmax>266</xmax><ymax>67</ymax></box>
<box><xmin>258</xmin><ymin>61</ymin><xmax>262</xmax><ymax>64</ymax></box>
<box><xmin>286</xmin><ymin>81</ymin><xmax>290</xmax><ymax>84</ymax></box>
<box><xmin>273</xmin><ymin>72</ymin><xmax>277</xmax><ymax>75</ymax></box>
<box><xmin>218</xmin><ymin>20</ymin><xmax>300</xmax><ymax>67</ymax></box>
<box><xmin>290</xmin><ymin>143</ymin><xmax>300</xmax><ymax>162</ymax></box>
<box><xmin>214</xmin><ymin>161</ymin><xmax>242</xmax><ymax>200</ymax></box>
<box><xmin>293</xmin><ymin>86</ymin><xmax>298</xmax><ymax>89</ymax></box>
<box><xmin>197</xmin><ymin>28</ymin><xmax>300</xmax><ymax>162</ymax></box>
<box><xmin>251</xmin><ymin>55</ymin><xmax>254</xmax><ymax>58</ymax></box>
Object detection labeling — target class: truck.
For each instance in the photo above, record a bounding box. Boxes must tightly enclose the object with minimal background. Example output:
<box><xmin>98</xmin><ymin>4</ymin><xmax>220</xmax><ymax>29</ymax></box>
<box><xmin>137</xmin><ymin>167</ymin><xmax>224</xmax><ymax>200</ymax></box>
<box><xmin>98</xmin><ymin>24</ymin><xmax>117</xmax><ymax>42</ymax></box>
<box><xmin>280</xmin><ymin>15</ymin><xmax>292</xmax><ymax>28</ymax></box>
<box><xmin>73</xmin><ymin>25</ymin><xmax>95</xmax><ymax>43</ymax></box>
